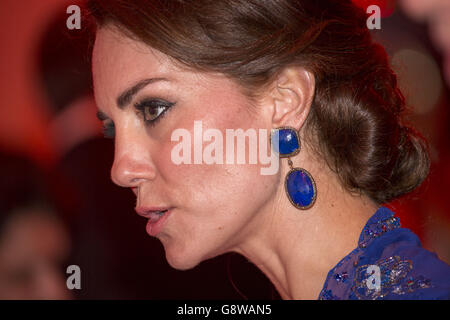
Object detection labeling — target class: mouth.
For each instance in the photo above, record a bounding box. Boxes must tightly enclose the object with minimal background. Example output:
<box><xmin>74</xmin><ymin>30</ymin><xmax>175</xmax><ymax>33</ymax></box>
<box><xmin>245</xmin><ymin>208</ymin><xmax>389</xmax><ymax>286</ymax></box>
<box><xmin>148</xmin><ymin>209</ymin><xmax>169</xmax><ymax>223</ymax></box>
<box><xmin>135</xmin><ymin>206</ymin><xmax>173</xmax><ymax>237</ymax></box>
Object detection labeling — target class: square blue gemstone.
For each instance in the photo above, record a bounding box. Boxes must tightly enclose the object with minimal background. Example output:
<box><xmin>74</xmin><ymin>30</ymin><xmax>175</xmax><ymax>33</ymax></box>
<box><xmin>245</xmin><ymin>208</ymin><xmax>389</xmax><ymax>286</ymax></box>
<box><xmin>273</xmin><ymin>128</ymin><xmax>299</xmax><ymax>156</ymax></box>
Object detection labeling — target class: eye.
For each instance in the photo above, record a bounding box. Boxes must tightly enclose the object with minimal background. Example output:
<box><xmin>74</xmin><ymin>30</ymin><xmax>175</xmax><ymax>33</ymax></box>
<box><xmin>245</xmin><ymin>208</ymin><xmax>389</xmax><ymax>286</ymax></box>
<box><xmin>97</xmin><ymin>110</ymin><xmax>115</xmax><ymax>139</ymax></box>
<box><xmin>134</xmin><ymin>98</ymin><xmax>175</xmax><ymax>127</ymax></box>
<box><xmin>101</xmin><ymin>121</ymin><xmax>115</xmax><ymax>139</ymax></box>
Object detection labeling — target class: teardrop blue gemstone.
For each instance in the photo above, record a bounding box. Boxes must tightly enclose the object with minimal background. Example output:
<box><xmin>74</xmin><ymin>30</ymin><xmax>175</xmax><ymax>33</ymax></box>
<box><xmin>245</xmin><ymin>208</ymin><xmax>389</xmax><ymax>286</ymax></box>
<box><xmin>272</xmin><ymin>128</ymin><xmax>300</xmax><ymax>156</ymax></box>
<box><xmin>285</xmin><ymin>168</ymin><xmax>316</xmax><ymax>209</ymax></box>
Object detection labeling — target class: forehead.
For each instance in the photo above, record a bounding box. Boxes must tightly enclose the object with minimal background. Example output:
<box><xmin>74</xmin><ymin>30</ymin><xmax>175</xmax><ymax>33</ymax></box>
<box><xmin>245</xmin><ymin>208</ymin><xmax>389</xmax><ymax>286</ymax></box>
<box><xmin>92</xmin><ymin>26</ymin><xmax>180</xmax><ymax>106</ymax></box>
<box><xmin>92</xmin><ymin>26</ymin><xmax>234</xmax><ymax>108</ymax></box>
<box><xmin>93</xmin><ymin>26</ymin><xmax>177</xmax><ymax>75</ymax></box>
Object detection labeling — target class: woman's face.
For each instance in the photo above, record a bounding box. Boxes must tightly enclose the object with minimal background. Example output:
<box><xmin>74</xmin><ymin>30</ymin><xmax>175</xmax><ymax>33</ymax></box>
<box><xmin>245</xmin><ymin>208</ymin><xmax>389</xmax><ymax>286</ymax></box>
<box><xmin>92</xmin><ymin>26</ymin><xmax>280</xmax><ymax>270</ymax></box>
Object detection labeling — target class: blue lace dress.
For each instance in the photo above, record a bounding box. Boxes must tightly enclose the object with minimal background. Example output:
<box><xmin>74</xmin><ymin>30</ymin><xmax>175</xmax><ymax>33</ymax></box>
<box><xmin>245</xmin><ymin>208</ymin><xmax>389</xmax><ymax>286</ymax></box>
<box><xmin>318</xmin><ymin>206</ymin><xmax>450</xmax><ymax>299</ymax></box>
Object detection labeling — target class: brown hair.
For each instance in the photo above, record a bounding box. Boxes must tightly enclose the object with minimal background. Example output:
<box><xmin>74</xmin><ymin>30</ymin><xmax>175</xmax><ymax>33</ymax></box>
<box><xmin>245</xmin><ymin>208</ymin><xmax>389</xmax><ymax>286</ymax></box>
<box><xmin>87</xmin><ymin>0</ymin><xmax>430</xmax><ymax>204</ymax></box>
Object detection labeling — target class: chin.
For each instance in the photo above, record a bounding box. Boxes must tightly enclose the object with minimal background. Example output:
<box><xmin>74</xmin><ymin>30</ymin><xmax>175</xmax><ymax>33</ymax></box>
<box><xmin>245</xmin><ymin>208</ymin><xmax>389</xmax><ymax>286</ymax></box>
<box><xmin>161</xmin><ymin>240</ymin><xmax>204</xmax><ymax>271</ymax></box>
<box><xmin>162</xmin><ymin>238</ymin><xmax>225</xmax><ymax>271</ymax></box>
<box><xmin>164</xmin><ymin>251</ymin><xmax>202</xmax><ymax>271</ymax></box>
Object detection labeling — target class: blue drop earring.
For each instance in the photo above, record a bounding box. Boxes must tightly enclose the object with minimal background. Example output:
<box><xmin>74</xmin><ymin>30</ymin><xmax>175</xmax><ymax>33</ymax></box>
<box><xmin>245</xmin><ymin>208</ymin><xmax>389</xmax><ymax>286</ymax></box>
<box><xmin>272</xmin><ymin>127</ymin><xmax>317</xmax><ymax>210</ymax></box>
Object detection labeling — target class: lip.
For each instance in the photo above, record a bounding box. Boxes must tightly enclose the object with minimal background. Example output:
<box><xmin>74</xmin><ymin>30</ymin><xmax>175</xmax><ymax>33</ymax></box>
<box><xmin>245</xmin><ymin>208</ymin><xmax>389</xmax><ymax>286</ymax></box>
<box><xmin>135</xmin><ymin>206</ymin><xmax>173</xmax><ymax>237</ymax></box>
<box><xmin>135</xmin><ymin>206</ymin><xmax>172</xmax><ymax>218</ymax></box>
<box><xmin>145</xmin><ymin>208</ymin><xmax>172</xmax><ymax>237</ymax></box>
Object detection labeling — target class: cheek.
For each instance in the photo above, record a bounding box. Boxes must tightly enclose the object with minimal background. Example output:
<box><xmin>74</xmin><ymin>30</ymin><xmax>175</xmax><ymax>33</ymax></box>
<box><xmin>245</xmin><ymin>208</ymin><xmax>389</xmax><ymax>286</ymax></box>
<box><xmin>155</xmin><ymin>98</ymin><xmax>273</xmax><ymax>208</ymax></box>
<box><xmin>152</xmin><ymin>88</ymin><xmax>280</xmax><ymax>252</ymax></box>
<box><xmin>156</xmin><ymin>121</ymin><xmax>280</xmax><ymax>220</ymax></box>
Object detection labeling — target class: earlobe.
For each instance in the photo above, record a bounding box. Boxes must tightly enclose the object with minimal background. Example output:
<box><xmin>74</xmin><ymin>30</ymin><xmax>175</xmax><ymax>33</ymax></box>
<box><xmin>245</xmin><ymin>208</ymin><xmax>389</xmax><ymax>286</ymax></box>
<box><xmin>270</xmin><ymin>67</ymin><xmax>315</xmax><ymax>130</ymax></box>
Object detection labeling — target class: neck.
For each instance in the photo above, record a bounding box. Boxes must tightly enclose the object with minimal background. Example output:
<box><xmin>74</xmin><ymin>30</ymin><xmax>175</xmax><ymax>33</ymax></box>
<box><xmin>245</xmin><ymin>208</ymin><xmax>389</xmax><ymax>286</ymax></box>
<box><xmin>232</xmin><ymin>161</ymin><xmax>378</xmax><ymax>299</ymax></box>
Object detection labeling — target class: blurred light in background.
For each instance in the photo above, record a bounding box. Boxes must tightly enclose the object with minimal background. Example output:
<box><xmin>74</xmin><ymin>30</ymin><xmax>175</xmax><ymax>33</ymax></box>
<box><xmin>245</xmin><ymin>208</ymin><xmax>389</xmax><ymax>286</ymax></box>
<box><xmin>392</xmin><ymin>48</ymin><xmax>443</xmax><ymax>115</ymax></box>
<box><xmin>400</xmin><ymin>0</ymin><xmax>450</xmax><ymax>86</ymax></box>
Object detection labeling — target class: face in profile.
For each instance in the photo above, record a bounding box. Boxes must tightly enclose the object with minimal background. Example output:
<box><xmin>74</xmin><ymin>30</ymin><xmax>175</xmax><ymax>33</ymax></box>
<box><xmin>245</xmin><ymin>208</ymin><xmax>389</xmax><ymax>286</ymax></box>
<box><xmin>92</xmin><ymin>26</ymin><xmax>282</xmax><ymax>270</ymax></box>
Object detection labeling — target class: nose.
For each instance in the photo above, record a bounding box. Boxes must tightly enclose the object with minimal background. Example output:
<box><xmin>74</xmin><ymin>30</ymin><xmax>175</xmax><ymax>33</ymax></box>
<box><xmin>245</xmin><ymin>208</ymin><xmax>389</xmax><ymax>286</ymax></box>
<box><xmin>111</xmin><ymin>128</ymin><xmax>157</xmax><ymax>188</ymax></box>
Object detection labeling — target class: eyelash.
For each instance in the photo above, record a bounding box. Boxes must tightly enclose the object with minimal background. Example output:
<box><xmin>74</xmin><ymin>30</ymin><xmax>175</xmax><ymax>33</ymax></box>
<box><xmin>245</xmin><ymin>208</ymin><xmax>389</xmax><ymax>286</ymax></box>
<box><xmin>102</xmin><ymin>121</ymin><xmax>115</xmax><ymax>139</ymax></box>
<box><xmin>101</xmin><ymin>98</ymin><xmax>176</xmax><ymax>139</ymax></box>
<box><xmin>134</xmin><ymin>98</ymin><xmax>175</xmax><ymax>127</ymax></box>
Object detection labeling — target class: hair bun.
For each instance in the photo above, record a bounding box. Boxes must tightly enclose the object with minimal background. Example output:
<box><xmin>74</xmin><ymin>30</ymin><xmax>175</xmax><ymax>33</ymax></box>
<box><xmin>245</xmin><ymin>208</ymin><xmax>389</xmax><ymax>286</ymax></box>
<box><xmin>382</xmin><ymin>125</ymin><xmax>430</xmax><ymax>203</ymax></box>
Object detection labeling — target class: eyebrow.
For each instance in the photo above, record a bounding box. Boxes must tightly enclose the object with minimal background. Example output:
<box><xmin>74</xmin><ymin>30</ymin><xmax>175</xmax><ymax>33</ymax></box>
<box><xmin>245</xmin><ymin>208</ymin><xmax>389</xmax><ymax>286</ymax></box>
<box><xmin>96</xmin><ymin>77</ymin><xmax>170</xmax><ymax>121</ymax></box>
<box><xmin>116</xmin><ymin>77</ymin><xmax>169</xmax><ymax>109</ymax></box>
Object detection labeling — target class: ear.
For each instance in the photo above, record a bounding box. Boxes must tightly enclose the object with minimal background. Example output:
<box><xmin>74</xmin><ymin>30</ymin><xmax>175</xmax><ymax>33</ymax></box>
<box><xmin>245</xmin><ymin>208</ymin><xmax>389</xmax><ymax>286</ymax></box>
<box><xmin>265</xmin><ymin>67</ymin><xmax>315</xmax><ymax>130</ymax></box>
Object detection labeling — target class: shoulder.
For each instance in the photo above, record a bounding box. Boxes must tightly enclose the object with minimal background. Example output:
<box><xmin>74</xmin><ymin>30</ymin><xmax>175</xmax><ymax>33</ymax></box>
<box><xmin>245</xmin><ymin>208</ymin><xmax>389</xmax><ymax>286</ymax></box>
<box><xmin>351</xmin><ymin>227</ymin><xmax>450</xmax><ymax>300</ymax></box>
